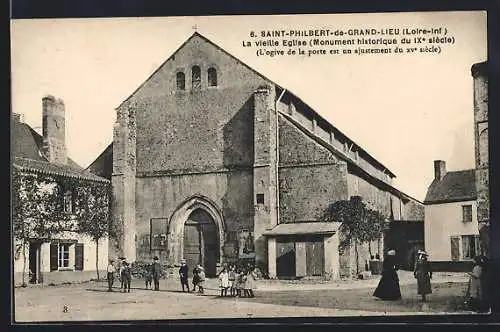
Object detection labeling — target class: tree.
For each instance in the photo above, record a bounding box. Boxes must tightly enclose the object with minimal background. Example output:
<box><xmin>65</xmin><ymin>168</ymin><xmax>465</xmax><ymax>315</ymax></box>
<box><xmin>12</xmin><ymin>168</ymin><xmax>75</xmax><ymax>285</ymax></box>
<box><xmin>322</xmin><ymin>196</ymin><xmax>389</xmax><ymax>276</ymax></box>
<box><xmin>73</xmin><ymin>184</ymin><xmax>111</xmax><ymax>280</ymax></box>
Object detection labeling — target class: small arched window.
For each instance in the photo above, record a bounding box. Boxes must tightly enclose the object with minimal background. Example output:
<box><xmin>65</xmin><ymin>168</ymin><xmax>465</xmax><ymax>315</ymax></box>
<box><xmin>192</xmin><ymin>66</ymin><xmax>201</xmax><ymax>89</ymax></box>
<box><xmin>208</xmin><ymin>67</ymin><xmax>217</xmax><ymax>87</ymax></box>
<box><xmin>176</xmin><ymin>72</ymin><xmax>185</xmax><ymax>90</ymax></box>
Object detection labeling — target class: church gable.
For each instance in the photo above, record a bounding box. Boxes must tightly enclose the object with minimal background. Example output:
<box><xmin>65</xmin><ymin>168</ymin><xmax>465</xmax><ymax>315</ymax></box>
<box><xmin>120</xmin><ymin>33</ymin><xmax>271</xmax><ymax>173</ymax></box>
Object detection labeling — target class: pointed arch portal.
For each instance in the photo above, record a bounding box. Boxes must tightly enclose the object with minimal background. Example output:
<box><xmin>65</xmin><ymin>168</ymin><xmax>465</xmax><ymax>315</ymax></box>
<box><xmin>168</xmin><ymin>196</ymin><xmax>225</xmax><ymax>277</ymax></box>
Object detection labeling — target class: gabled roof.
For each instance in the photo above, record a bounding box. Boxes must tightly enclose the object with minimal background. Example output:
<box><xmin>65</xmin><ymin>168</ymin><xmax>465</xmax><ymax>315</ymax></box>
<box><xmin>11</xmin><ymin>119</ymin><xmax>81</xmax><ymax>169</ymax></box>
<box><xmin>114</xmin><ymin>32</ymin><xmax>395</xmax><ymax>177</ymax></box>
<box><xmin>424</xmin><ymin>169</ymin><xmax>476</xmax><ymax>204</ymax></box>
<box><xmin>11</xmin><ymin>119</ymin><xmax>109</xmax><ymax>183</ymax></box>
<box><xmin>13</xmin><ymin>157</ymin><xmax>110</xmax><ymax>183</ymax></box>
<box><xmin>86</xmin><ymin>143</ymin><xmax>113</xmax><ymax>180</ymax></box>
<box><xmin>263</xmin><ymin>222</ymin><xmax>342</xmax><ymax>237</ymax></box>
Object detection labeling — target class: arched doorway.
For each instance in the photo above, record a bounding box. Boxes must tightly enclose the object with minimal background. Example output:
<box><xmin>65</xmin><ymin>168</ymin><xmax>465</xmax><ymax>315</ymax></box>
<box><xmin>167</xmin><ymin>195</ymin><xmax>225</xmax><ymax>278</ymax></box>
<box><xmin>184</xmin><ymin>209</ymin><xmax>219</xmax><ymax>277</ymax></box>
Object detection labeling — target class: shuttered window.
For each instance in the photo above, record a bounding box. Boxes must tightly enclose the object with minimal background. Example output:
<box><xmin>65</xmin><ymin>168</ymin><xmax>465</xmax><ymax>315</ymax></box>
<box><xmin>462</xmin><ymin>205</ymin><xmax>472</xmax><ymax>222</ymax></box>
<box><xmin>450</xmin><ymin>236</ymin><xmax>460</xmax><ymax>261</ymax></box>
<box><xmin>75</xmin><ymin>243</ymin><xmax>84</xmax><ymax>271</ymax></box>
<box><xmin>50</xmin><ymin>243</ymin><xmax>59</xmax><ymax>271</ymax></box>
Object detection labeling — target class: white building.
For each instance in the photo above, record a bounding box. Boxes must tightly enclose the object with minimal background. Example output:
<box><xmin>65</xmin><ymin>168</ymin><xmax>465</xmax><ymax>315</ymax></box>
<box><xmin>12</xmin><ymin>96</ymin><xmax>110</xmax><ymax>286</ymax></box>
<box><xmin>424</xmin><ymin>160</ymin><xmax>480</xmax><ymax>270</ymax></box>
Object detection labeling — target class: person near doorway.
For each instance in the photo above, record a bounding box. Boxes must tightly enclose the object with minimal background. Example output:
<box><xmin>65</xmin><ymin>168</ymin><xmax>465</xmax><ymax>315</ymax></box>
<box><xmin>197</xmin><ymin>265</ymin><xmax>206</xmax><ymax>295</ymax></box>
<box><xmin>179</xmin><ymin>259</ymin><xmax>190</xmax><ymax>292</ymax></box>
<box><xmin>228</xmin><ymin>265</ymin><xmax>236</xmax><ymax>297</ymax></box>
<box><xmin>218</xmin><ymin>267</ymin><xmax>230</xmax><ymax>297</ymax></box>
<box><xmin>466</xmin><ymin>256</ymin><xmax>484</xmax><ymax>312</ymax></box>
<box><xmin>192</xmin><ymin>264</ymin><xmax>200</xmax><ymax>293</ymax></box>
<box><xmin>152</xmin><ymin>256</ymin><xmax>161</xmax><ymax>291</ymax></box>
<box><xmin>118</xmin><ymin>258</ymin><xmax>126</xmax><ymax>291</ymax></box>
<box><xmin>144</xmin><ymin>262</ymin><xmax>153</xmax><ymax>290</ymax></box>
<box><xmin>121</xmin><ymin>261</ymin><xmax>132</xmax><ymax>293</ymax></box>
<box><xmin>373</xmin><ymin>249</ymin><xmax>402</xmax><ymax>301</ymax></box>
<box><xmin>107</xmin><ymin>259</ymin><xmax>116</xmax><ymax>292</ymax></box>
<box><xmin>414</xmin><ymin>250</ymin><xmax>432</xmax><ymax>302</ymax></box>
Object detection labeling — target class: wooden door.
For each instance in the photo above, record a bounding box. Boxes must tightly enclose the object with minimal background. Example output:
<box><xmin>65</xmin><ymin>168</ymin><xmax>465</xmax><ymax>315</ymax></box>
<box><xmin>184</xmin><ymin>223</ymin><xmax>201</xmax><ymax>277</ymax></box>
<box><xmin>306</xmin><ymin>240</ymin><xmax>324</xmax><ymax>276</ymax></box>
<box><xmin>276</xmin><ymin>241</ymin><xmax>296</xmax><ymax>278</ymax></box>
<box><xmin>201</xmin><ymin>223</ymin><xmax>218</xmax><ymax>277</ymax></box>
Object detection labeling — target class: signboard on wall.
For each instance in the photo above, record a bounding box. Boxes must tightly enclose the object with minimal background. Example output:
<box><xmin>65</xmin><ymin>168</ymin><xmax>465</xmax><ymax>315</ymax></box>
<box><xmin>150</xmin><ymin>218</ymin><xmax>168</xmax><ymax>251</ymax></box>
<box><xmin>238</xmin><ymin>229</ymin><xmax>255</xmax><ymax>259</ymax></box>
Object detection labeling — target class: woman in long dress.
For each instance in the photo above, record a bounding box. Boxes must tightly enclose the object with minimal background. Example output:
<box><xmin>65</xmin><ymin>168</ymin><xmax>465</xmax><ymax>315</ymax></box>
<box><xmin>373</xmin><ymin>249</ymin><xmax>402</xmax><ymax>301</ymax></box>
<box><xmin>466</xmin><ymin>256</ymin><xmax>484</xmax><ymax>311</ymax></box>
<box><xmin>414</xmin><ymin>250</ymin><xmax>432</xmax><ymax>302</ymax></box>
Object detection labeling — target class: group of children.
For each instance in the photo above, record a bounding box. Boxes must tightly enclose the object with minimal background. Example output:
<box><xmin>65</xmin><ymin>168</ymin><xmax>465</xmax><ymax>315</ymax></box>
<box><xmin>107</xmin><ymin>258</ymin><xmax>131</xmax><ymax>293</ymax></box>
<box><xmin>217</xmin><ymin>264</ymin><xmax>257</xmax><ymax>298</ymax></box>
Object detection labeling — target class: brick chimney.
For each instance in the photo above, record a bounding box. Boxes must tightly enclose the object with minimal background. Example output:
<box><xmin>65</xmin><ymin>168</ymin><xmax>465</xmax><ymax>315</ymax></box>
<box><xmin>434</xmin><ymin>160</ymin><xmax>446</xmax><ymax>181</ymax></box>
<box><xmin>42</xmin><ymin>95</ymin><xmax>67</xmax><ymax>164</ymax></box>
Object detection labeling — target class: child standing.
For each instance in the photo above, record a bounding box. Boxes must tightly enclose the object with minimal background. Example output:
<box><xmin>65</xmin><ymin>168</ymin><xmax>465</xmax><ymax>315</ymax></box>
<box><xmin>244</xmin><ymin>266</ymin><xmax>257</xmax><ymax>298</ymax></box>
<box><xmin>228</xmin><ymin>265</ymin><xmax>236</xmax><ymax>297</ymax></box>
<box><xmin>179</xmin><ymin>259</ymin><xmax>190</xmax><ymax>292</ymax></box>
<box><xmin>144</xmin><ymin>262</ymin><xmax>153</xmax><ymax>290</ymax></box>
<box><xmin>192</xmin><ymin>264</ymin><xmax>200</xmax><ymax>293</ymax></box>
<box><xmin>197</xmin><ymin>266</ymin><xmax>206</xmax><ymax>295</ymax></box>
<box><xmin>119</xmin><ymin>258</ymin><xmax>126</xmax><ymax>291</ymax></box>
<box><xmin>218</xmin><ymin>268</ymin><xmax>230</xmax><ymax>297</ymax></box>
<box><xmin>121</xmin><ymin>261</ymin><xmax>132</xmax><ymax>293</ymax></box>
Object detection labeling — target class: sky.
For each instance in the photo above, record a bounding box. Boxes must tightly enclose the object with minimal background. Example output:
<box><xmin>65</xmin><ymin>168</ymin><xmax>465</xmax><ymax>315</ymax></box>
<box><xmin>10</xmin><ymin>11</ymin><xmax>487</xmax><ymax>201</ymax></box>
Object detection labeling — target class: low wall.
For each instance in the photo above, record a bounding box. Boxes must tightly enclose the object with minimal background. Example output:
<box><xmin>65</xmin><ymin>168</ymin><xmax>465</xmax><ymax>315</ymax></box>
<box><xmin>429</xmin><ymin>261</ymin><xmax>474</xmax><ymax>272</ymax></box>
<box><xmin>14</xmin><ymin>270</ymin><xmax>107</xmax><ymax>287</ymax></box>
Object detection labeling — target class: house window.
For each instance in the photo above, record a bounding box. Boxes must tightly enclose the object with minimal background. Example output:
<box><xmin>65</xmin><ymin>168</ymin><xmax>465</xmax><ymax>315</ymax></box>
<box><xmin>63</xmin><ymin>191</ymin><xmax>73</xmax><ymax>213</ymax></box>
<box><xmin>208</xmin><ymin>67</ymin><xmax>217</xmax><ymax>87</ymax></box>
<box><xmin>462</xmin><ymin>205</ymin><xmax>472</xmax><ymax>222</ymax></box>
<box><xmin>256</xmin><ymin>194</ymin><xmax>265</xmax><ymax>204</ymax></box>
<box><xmin>176</xmin><ymin>72</ymin><xmax>185</xmax><ymax>90</ymax></box>
<box><xmin>461</xmin><ymin>235</ymin><xmax>480</xmax><ymax>260</ymax></box>
<box><xmin>58</xmin><ymin>244</ymin><xmax>70</xmax><ymax>268</ymax></box>
<box><xmin>192</xmin><ymin>66</ymin><xmax>201</xmax><ymax>89</ymax></box>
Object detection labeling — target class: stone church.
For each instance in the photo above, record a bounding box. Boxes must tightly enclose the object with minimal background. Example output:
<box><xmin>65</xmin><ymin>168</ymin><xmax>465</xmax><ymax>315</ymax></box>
<box><xmin>88</xmin><ymin>32</ymin><xmax>423</xmax><ymax>279</ymax></box>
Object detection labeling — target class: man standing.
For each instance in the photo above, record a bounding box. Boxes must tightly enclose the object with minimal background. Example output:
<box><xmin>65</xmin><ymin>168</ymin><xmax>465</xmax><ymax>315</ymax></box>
<box><xmin>121</xmin><ymin>261</ymin><xmax>132</xmax><ymax>293</ymax></box>
<box><xmin>179</xmin><ymin>259</ymin><xmax>190</xmax><ymax>292</ymax></box>
<box><xmin>152</xmin><ymin>256</ymin><xmax>161</xmax><ymax>291</ymax></box>
<box><xmin>107</xmin><ymin>259</ymin><xmax>116</xmax><ymax>292</ymax></box>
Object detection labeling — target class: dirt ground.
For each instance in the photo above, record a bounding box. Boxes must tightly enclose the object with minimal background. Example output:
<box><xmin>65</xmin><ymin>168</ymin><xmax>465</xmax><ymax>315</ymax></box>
<box><xmin>13</xmin><ymin>272</ymin><xmax>476</xmax><ymax>322</ymax></box>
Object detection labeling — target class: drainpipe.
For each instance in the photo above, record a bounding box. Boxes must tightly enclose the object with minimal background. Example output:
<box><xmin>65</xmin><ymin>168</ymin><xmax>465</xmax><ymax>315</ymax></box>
<box><xmin>275</xmin><ymin>88</ymin><xmax>286</xmax><ymax>226</ymax></box>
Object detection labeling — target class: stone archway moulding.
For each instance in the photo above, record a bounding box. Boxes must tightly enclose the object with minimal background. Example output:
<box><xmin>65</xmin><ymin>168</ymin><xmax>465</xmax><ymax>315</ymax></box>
<box><xmin>167</xmin><ymin>195</ymin><xmax>225</xmax><ymax>266</ymax></box>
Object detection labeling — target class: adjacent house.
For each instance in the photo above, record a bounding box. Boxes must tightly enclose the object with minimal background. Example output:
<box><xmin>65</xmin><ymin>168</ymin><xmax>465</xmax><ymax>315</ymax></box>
<box><xmin>88</xmin><ymin>32</ymin><xmax>423</xmax><ymax>280</ymax></box>
<box><xmin>12</xmin><ymin>96</ymin><xmax>110</xmax><ymax>286</ymax></box>
<box><xmin>424</xmin><ymin>160</ymin><xmax>480</xmax><ymax>271</ymax></box>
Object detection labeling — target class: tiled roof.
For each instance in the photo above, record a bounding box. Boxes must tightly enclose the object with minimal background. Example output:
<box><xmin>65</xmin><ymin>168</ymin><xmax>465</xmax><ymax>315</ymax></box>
<box><xmin>86</xmin><ymin>143</ymin><xmax>113</xmax><ymax>180</ymax></box>
<box><xmin>13</xmin><ymin>157</ymin><xmax>110</xmax><ymax>183</ymax></box>
<box><xmin>11</xmin><ymin>119</ymin><xmax>81</xmax><ymax>169</ymax></box>
<box><xmin>424</xmin><ymin>169</ymin><xmax>476</xmax><ymax>204</ymax></box>
<box><xmin>263</xmin><ymin>222</ymin><xmax>342</xmax><ymax>236</ymax></box>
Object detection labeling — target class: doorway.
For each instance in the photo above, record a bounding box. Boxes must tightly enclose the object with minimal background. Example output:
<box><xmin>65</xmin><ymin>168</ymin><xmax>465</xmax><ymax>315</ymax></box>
<box><xmin>183</xmin><ymin>209</ymin><xmax>219</xmax><ymax>277</ymax></box>
<box><xmin>29</xmin><ymin>242</ymin><xmax>41</xmax><ymax>284</ymax></box>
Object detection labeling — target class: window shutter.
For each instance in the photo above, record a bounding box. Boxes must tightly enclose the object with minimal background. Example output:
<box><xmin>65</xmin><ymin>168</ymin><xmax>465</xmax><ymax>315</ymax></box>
<box><xmin>450</xmin><ymin>236</ymin><xmax>460</xmax><ymax>261</ymax></box>
<box><xmin>75</xmin><ymin>243</ymin><xmax>84</xmax><ymax>271</ymax></box>
<box><xmin>50</xmin><ymin>243</ymin><xmax>59</xmax><ymax>271</ymax></box>
<box><xmin>474</xmin><ymin>235</ymin><xmax>481</xmax><ymax>257</ymax></box>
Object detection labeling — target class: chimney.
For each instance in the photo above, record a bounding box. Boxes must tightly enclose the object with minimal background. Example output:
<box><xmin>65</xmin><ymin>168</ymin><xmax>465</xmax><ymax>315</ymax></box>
<box><xmin>42</xmin><ymin>95</ymin><xmax>67</xmax><ymax>164</ymax></box>
<box><xmin>434</xmin><ymin>160</ymin><xmax>446</xmax><ymax>181</ymax></box>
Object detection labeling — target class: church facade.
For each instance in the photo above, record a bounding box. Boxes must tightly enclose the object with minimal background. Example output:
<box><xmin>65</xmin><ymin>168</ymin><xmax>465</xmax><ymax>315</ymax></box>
<box><xmin>88</xmin><ymin>32</ymin><xmax>423</xmax><ymax>279</ymax></box>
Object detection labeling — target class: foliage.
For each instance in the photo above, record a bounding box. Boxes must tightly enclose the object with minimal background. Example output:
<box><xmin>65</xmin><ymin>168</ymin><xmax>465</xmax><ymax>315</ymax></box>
<box><xmin>322</xmin><ymin>196</ymin><xmax>389</xmax><ymax>253</ymax></box>
<box><xmin>12</xmin><ymin>167</ymin><xmax>111</xmax><ymax>281</ymax></box>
